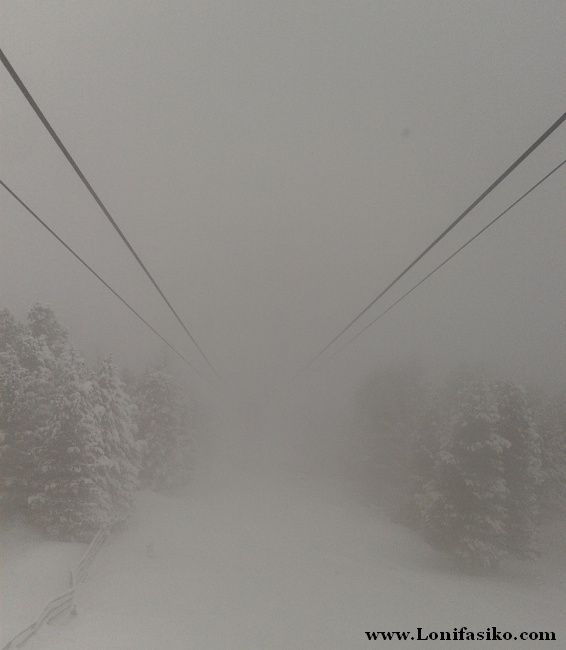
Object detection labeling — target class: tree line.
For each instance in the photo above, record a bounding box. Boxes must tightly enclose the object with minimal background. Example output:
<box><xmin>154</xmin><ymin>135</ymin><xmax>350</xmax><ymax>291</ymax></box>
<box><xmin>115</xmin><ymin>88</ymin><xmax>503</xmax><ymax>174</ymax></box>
<box><xmin>353</xmin><ymin>362</ymin><xmax>566</xmax><ymax>572</ymax></box>
<box><xmin>0</xmin><ymin>304</ymin><xmax>198</xmax><ymax>541</ymax></box>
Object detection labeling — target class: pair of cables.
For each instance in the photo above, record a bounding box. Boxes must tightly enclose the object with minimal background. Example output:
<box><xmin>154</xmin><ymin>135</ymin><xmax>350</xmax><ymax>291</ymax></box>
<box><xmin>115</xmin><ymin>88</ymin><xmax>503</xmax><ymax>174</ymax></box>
<box><xmin>2</xmin><ymin>46</ymin><xmax>565</xmax><ymax>380</ymax></box>
<box><xmin>302</xmin><ymin>112</ymin><xmax>566</xmax><ymax>375</ymax></box>
<box><xmin>0</xmin><ymin>48</ymin><xmax>219</xmax><ymax>383</ymax></box>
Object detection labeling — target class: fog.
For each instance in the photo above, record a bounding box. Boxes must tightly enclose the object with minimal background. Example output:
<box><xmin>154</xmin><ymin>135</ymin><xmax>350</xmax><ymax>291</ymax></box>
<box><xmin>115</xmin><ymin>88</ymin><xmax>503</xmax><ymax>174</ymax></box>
<box><xmin>1</xmin><ymin>4</ymin><xmax>566</xmax><ymax>644</ymax></box>
<box><xmin>2</xmin><ymin>1</ymin><xmax>565</xmax><ymax>403</ymax></box>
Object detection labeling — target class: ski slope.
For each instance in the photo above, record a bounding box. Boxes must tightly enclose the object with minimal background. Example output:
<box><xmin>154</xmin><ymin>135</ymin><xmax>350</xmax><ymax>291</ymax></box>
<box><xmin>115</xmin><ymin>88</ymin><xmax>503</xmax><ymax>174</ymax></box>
<box><xmin>0</xmin><ymin>520</ymin><xmax>84</xmax><ymax>645</ymax></box>
<box><xmin>3</xmin><ymin>430</ymin><xmax>565</xmax><ymax>649</ymax></box>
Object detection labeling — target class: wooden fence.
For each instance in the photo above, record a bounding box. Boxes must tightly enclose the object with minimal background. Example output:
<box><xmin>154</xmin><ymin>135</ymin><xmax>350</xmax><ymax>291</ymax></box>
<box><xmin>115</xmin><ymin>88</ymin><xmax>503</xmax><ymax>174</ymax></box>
<box><xmin>1</xmin><ymin>527</ymin><xmax>109</xmax><ymax>650</ymax></box>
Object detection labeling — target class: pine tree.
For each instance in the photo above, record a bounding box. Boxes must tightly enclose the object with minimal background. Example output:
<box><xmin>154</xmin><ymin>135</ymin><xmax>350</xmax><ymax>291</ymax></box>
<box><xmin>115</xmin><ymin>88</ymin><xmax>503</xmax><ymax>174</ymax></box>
<box><xmin>27</xmin><ymin>346</ymin><xmax>110</xmax><ymax>541</ymax></box>
<box><xmin>1</xmin><ymin>305</ymin><xmax>145</xmax><ymax>539</ymax></box>
<box><xmin>93</xmin><ymin>356</ymin><xmax>140</xmax><ymax>522</ymax></box>
<box><xmin>26</xmin><ymin>303</ymin><xmax>68</xmax><ymax>357</ymax></box>
<box><xmin>531</xmin><ymin>388</ymin><xmax>566</xmax><ymax>517</ymax></box>
<box><xmin>408</xmin><ymin>388</ymin><xmax>445</xmax><ymax>527</ymax></box>
<box><xmin>547</xmin><ymin>392</ymin><xmax>566</xmax><ymax>513</ymax></box>
<box><xmin>135</xmin><ymin>368</ymin><xmax>195</xmax><ymax>492</ymax></box>
<box><xmin>495</xmin><ymin>380</ymin><xmax>542</xmax><ymax>559</ymax></box>
<box><xmin>0</xmin><ymin>344</ymin><xmax>38</xmax><ymax>512</ymax></box>
<box><xmin>416</xmin><ymin>377</ymin><xmax>510</xmax><ymax>571</ymax></box>
<box><xmin>0</xmin><ymin>308</ymin><xmax>23</xmax><ymax>353</ymax></box>
<box><xmin>0</xmin><ymin>312</ymin><xmax>56</xmax><ymax>513</ymax></box>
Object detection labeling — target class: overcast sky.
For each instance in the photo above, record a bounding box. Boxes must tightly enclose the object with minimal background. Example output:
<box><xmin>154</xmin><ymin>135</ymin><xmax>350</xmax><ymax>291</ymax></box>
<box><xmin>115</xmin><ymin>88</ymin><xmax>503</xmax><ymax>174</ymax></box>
<box><xmin>1</xmin><ymin>1</ymin><xmax>565</xmax><ymax>400</ymax></box>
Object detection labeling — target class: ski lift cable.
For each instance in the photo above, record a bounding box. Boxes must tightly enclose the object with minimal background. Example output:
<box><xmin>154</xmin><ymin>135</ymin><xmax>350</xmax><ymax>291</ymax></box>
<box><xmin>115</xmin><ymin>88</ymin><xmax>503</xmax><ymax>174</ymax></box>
<box><xmin>302</xmin><ymin>110</ymin><xmax>566</xmax><ymax>372</ymax></box>
<box><xmin>0</xmin><ymin>47</ymin><xmax>220</xmax><ymax>381</ymax></box>
<box><xmin>0</xmin><ymin>178</ymin><xmax>213</xmax><ymax>385</ymax></box>
<box><xmin>305</xmin><ymin>157</ymin><xmax>566</xmax><ymax>375</ymax></box>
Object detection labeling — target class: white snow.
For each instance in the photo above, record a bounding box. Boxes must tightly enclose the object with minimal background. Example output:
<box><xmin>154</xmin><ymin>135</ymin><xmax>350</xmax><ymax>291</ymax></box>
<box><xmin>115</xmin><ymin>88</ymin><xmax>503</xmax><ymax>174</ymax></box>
<box><xmin>2</xmin><ymin>435</ymin><xmax>565</xmax><ymax>649</ymax></box>
<box><xmin>0</xmin><ymin>518</ymin><xmax>84</xmax><ymax>644</ymax></box>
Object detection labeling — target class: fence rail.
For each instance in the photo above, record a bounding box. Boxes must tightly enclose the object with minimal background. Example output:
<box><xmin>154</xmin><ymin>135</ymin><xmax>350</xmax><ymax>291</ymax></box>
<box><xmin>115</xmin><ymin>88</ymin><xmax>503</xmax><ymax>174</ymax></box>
<box><xmin>70</xmin><ymin>528</ymin><xmax>108</xmax><ymax>588</ymax></box>
<box><xmin>2</xmin><ymin>527</ymin><xmax>108</xmax><ymax>650</ymax></box>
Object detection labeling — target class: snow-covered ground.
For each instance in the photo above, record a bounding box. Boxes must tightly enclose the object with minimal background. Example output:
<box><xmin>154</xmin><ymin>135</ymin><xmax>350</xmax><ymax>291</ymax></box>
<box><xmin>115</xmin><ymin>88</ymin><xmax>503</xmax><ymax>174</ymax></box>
<box><xmin>2</xmin><ymin>431</ymin><xmax>565</xmax><ymax>649</ymax></box>
<box><xmin>0</xmin><ymin>518</ymin><xmax>84</xmax><ymax>645</ymax></box>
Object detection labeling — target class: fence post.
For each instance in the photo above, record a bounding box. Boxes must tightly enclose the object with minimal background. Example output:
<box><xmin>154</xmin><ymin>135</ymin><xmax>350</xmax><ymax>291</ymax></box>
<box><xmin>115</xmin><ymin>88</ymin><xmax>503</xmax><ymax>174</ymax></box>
<box><xmin>1</xmin><ymin>527</ymin><xmax>108</xmax><ymax>650</ymax></box>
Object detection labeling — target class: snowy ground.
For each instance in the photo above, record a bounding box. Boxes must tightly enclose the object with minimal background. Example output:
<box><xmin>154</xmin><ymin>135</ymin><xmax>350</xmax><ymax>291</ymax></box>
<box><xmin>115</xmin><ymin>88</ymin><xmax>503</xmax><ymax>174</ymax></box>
<box><xmin>0</xmin><ymin>518</ymin><xmax>84</xmax><ymax>645</ymax></box>
<box><xmin>2</xmin><ymin>429</ymin><xmax>565</xmax><ymax>649</ymax></box>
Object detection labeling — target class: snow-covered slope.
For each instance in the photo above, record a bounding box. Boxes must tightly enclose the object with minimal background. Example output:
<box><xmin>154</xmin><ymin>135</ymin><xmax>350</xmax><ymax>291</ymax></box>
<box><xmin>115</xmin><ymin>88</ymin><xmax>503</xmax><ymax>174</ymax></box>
<box><xmin>6</xmin><ymin>458</ymin><xmax>564</xmax><ymax>650</ymax></box>
<box><xmin>0</xmin><ymin>519</ymin><xmax>84</xmax><ymax>645</ymax></box>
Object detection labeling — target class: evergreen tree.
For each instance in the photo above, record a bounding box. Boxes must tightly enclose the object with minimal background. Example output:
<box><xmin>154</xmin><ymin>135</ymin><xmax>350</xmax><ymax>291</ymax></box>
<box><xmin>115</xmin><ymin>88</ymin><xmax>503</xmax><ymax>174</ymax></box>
<box><xmin>407</xmin><ymin>388</ymin><xmax>445</xmax><ymax>527</ymax></box>
<box><xmin>1</xmin><ymin>305</ymin><xmax>146</xmax><ymax>539</ymax></box>
<box><xmin>0</xmin><ymin>308</ymin><xmax>23</xmax><ymax>354</ymax></box>
<box><xmin>548</xmin><ymin>391</ymin><xmax>566</xmax><ymax>512</ymax></box>
<box><xmin>495</xmin><ymin>380</ymin><xmax>542</xmax><ymax>559</ymax></box>
<box><xmin>135</xmin><ymin>368</ymin><xmax>195</xmax><ymax>492</ymax></box>
<box><xmin>416</xmin><ymin>377</ymin><xmax>510</xmax><ymax>571</ymax></box>
<box><xmin>531</xmin><ymin>388</ymin><xmax>566</xmax><ymax>517</ymax></box>
<box><xmin>0</xmin><ymin>344</ymin><xmax>38</xmax><ymax>512</ymax></box>
<box><xmin>93</xmin><ymin>356</ymin><xmax>140</xmax><ymax>521</ymax></box>
<box><xmin>27</xmin><ymin>346</ymin><xmax>110</xmax><ymax>541</ymax></box>
<box><xmin>26</xmin><ymin>303</ymin><xmax>68</xmax><ymax>357</ymax></box>
<box><xmin>0</xmin><ymin>312</ymin><xmax>56</xmax><ymax>513</ymax></box>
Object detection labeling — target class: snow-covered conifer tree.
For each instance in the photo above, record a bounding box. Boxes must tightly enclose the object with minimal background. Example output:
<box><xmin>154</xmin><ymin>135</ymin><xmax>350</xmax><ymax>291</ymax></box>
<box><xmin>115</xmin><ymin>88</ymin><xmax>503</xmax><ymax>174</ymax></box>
<box><xmin>530</xmin><ymin>389</ymin><xmax>566</xmax><ymax>517</ymax></box>
<box><xmin>26</xmin><ymin>303</ymin><xmax>68</xmax><ymax>357</ymax></box>
<box><xmin>93</xmin><ymin>356</ymin><xmax>141</xmax><ymax>522</ymax></box>
<box><xmin>0</xmin><ymin>308</ymin><xmax>23</xmax><ymax>353</ymax></box>
<box><xmin>495</xmin><ymin>380</ymin><xmax>542</xmax><ymax>559</ymax></box>
<box><xmin>135</xmin><ymin>368</ymin><xmax>195</xmax><ymax>492</ymax></box>
<box><xmin>0</xmin><ymin>344</ymin><xmax>36</xmax><ymax>512</ymax></box>
<box><xmin>408</xmin><ymin>388</ymin><xmax>446</xmax><ymax>527</ymax></box>
<box><xmin>0</xmin><ymin>311</ymin><xmax>55</xmax><ymax>513</ymax></box>
<box><xmin>416</xmin><ymin>377</ymin><xmax>509</xmax><ymax>571</ymax></box>
<box><xmin>1</xmin><ymin>305</ymin><xmax>146</xmax><ymax>539</ymax></box>
<box><xmin>28</xmin><ymin>346</ymin><xmax>110</xmax><ymax>541</ymax></box>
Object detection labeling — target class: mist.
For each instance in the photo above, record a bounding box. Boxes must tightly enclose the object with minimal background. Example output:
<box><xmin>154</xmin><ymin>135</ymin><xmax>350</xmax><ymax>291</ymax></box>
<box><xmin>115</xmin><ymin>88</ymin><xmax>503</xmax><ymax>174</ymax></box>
<box><xmin>2</xmin><ymin>1</ymin><xmax>565</xmax><ymax>393</ymax></box>
<box><xmin>1</xmin><ymin>2</ymin><xmax>565</xmax><ymax>647</ymax></box>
